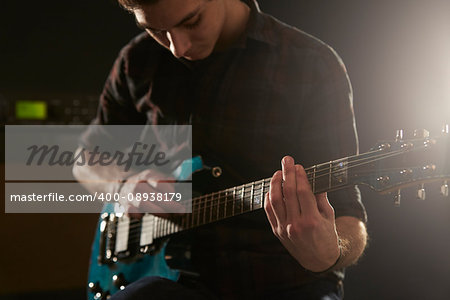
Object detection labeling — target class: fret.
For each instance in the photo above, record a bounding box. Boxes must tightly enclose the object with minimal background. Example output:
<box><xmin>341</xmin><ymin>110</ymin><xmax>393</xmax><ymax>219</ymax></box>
<box><xmin>329</xmin><ymin>161</ymin><xmax>332</xmax><ymax>189</ymax></box>
<box><xmin>257</xmin><ymin>180</ymin><xmax>264</xmax><ymax>209</ymax></box>
<box><xmin>195</xmin><ymin>197</ymin><xmax>201</xmax><ymax>227</ymax></box>
<box><xmin>202</xmin><ymin>195</ymin><xmax>207</xmax><ymax>225</ymax></box>
<box><xmin>209</xmin><ymin>193</ymin><xmax>214</xmax><ymax>223</ymax></box>
<box><xmin>223</xmin><ymin>190</ymin><xmax>228</xmax><ymax>218</ymax></box>
<box><xmin>190</xmin><ymin>199</ymin><xmax>196</xmax><ymax>228</ymax></box>
<box><xmin>200</xmin><ymin>196</ymin><xmax>206</xmax><ymax>226</ymax></box>
<box><xmin>241</xmin><ymin>185</ymin><xmax>245</xmax><ymax>213</ymax></box>
<box><xmin>234</xmin><ymin>186</ymin><xmax>242</xmax><ymax>215</ymax></box>
<box><xmin>263</xmin><ymin>178</ymin><xmax>270</xmax><ymax>195</ymax></box>
<box><xmin>313</xmin><ymin>166</ymin><xmax>317</xmax><ymax>193</ymax></box>
<box><xmin>250</xmin><ymin>183</ymin><xmax>254</xmax><ymax>211</ymax></box>
<box><xmin>215</xmin><ymin>191</ymin><xmax>221</xmax><ymax>221</ymax></box>
<box><xmin>243</xmin><ymin>184</ymin><xmax>251</xmax><ymax>212</ymax></box>
<box><xmin>252</xmin><ymin>180</ymin><xmax>263</xmax><ymax>209</ymax></box>
<box><xmin>232</xmin><ymin>186</ymin><xmax>236</xmax><ymax>216</ymax></box>
<box><xmin>225</xmin><ymin>188</ymin><xmax>234</xmax><ymax>218</ymax></box>
<box><xmin>314</xmin><ymin>162</ymin><xmax>331</xmax><ymax>193</ymax></box>
<box><xmin>218</xmin><ymin>190</ymin><xmax>223</xmax><ymax>220</ymax></box>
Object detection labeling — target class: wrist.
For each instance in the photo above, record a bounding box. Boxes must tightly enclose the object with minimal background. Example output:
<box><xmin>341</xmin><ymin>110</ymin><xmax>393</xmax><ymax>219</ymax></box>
<box><xmin>303</xmin><ymin>242</ymin><xmax>343</xmax><ymax>275</ymax></box>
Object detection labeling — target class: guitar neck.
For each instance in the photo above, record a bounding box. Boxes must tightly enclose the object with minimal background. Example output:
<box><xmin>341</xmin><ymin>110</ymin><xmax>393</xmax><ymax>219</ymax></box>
<box><xmin>151</xmin><ymin>154</ymin><xmax>361</xmax><ymax>239</ymax></box>
<box><xmin>99</xmin><ymin>132</ymin><xmax>450</xmax><ymax>267</ymax></box>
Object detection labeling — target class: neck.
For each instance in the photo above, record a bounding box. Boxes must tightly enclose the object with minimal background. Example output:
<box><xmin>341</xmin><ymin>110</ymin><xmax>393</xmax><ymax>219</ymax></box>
<box><xmin>215</xmin><ymin>0</ymin><xmax>250</xmax><ymax>51</ymax></box>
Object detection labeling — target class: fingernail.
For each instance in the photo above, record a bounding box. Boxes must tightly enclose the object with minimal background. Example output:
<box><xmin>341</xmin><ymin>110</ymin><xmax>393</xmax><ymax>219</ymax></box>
<box><xmin>282</xmin><ymin>156</ymin><xmax>293</xmax><ymax>165</ymax></box>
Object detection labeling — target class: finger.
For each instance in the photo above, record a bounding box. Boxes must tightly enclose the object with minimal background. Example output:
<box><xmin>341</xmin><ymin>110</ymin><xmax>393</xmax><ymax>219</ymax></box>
<box><xmin>295</xmin><ymin>164</ymin><xmax>319</xmax><ymax>215</ymax></box>
<box><xmin>316</xmin><ymin>192</ymin><xmax>335</xmax><ymax>220</ymax></box>
<box><xmin>264</xmin><ymin>192</ymin><xmax>278</xmax><ymax>230</ymax></box>
<box><xmin>281</xmin><ymin>156</ymin><xmax>301</xmax><ymax>221</ymax></box>
<box><xmin>269</xmin><ymin>170</ymin><xmax>286</xmax><ymax>224</ymax></box>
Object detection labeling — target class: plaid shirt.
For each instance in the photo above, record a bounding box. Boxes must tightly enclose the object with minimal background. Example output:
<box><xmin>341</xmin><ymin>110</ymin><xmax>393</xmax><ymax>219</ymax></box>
<box><xmin>84</xmin><ymin>0</ymin><xmax>366</xmax><ymax>297</ymax></box>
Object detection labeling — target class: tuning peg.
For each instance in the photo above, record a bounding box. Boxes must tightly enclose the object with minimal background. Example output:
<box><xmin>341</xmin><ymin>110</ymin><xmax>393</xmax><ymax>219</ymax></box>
<box><xmin>417</xmin><ymin>184</ymin><xmax>426</xmax><ymax>200</ymax></box>
<box><xmin>394</xmin><ymin>189</ymin><xmax>401</xmax><ymax>207</ymax></box>
<box><xmin>395</xmin><ymin>129</ymin><xmax>404</xmax><ymax>141</ymax></box>
<box><xmin>413</xmin><ymin>129</ymin><xmax>430</xmax><ymax>138</ymax></box>
<box><xmin>442</xmin><ymin>124</ymin><xmax>449</xmax><ymax>135</ymax></box>
<box><xmin>441</xmin><ymin>181</ymin><xmax>449</xmax><ymax>197</ymax></box>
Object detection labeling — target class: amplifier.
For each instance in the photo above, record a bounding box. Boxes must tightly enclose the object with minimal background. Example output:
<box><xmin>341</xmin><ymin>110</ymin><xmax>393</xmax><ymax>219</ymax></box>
<box><xmin>1</xmin><ymin>95</ymin><xmax>99</xmax><ymax>125</ymax></box>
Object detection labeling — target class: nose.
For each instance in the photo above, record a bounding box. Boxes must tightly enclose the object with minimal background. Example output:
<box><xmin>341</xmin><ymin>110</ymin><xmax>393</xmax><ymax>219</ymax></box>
<box><xmin>166</xmin><ymin>29</ymin><xmax>192</xmax><ymax>58</ymax></box>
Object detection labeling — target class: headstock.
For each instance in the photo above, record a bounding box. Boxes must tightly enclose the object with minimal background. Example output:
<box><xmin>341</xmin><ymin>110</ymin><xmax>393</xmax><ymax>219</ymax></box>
<box><xmin>351</xmin><ymin>127</ymin><xmax>450</xmax><ymax>206</ymax></box>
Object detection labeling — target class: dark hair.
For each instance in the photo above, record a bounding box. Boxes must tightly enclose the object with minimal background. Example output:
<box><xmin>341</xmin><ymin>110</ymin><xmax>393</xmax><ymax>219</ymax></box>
<box><xmin>117</xmin><ymin>0</ymin><xmax>160</xmax><ymax>10</ymax></box>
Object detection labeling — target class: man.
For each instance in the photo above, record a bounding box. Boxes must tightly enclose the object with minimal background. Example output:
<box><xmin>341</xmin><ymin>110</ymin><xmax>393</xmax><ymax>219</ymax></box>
<box><xmin>74</xmin><ymin>0</ymin><xmax>367</xmax><ymax>298</ymax></box>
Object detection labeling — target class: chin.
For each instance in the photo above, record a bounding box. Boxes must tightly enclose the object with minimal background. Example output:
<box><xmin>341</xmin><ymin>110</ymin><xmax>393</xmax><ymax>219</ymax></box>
<box><xmin>184</xmin><ymin>47</ymin><xmax>213</xmax><ymax>61</ymax></box>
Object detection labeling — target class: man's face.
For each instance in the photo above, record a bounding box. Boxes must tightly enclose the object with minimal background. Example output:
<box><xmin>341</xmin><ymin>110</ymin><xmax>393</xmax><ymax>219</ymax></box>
<box><xmin>133</xmin><ymin>0</ymin><xmax>226</xmax><ymax>61</ymax></box>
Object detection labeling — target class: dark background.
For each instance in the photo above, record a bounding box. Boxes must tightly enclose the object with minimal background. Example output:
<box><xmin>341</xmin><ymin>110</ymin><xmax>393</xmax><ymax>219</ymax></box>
<box><xmin>1</xmin><ymin>0</ymin><xmax>450</xmax><ymax>299</ymax></box>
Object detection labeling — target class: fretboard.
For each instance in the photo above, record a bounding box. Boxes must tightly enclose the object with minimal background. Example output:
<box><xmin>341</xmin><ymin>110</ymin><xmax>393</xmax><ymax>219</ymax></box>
<box><xmin>149</xmin><ymin>156</ymin><xmax>352</xmax><ymax>239</ymax></box>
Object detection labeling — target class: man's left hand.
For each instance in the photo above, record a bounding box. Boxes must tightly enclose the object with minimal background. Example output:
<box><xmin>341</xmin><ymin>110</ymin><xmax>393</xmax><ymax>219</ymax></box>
<box><xmin>264</xmin><ymin>156</ymin><xmax>341</xmax><ymax>272</ymax></box>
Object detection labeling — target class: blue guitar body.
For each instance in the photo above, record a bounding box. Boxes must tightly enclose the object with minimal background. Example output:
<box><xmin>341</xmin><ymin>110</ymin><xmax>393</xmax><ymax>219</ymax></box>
<box><xmin>87</xmin><ymin>157</ymin><xmax>203</xmax><ymax>300</ymax></box>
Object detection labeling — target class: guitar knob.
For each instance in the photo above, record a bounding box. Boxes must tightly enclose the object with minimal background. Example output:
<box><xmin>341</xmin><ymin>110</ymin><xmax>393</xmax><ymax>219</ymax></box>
<box><xmin>112</xmin><ymin>273</ymin><xmax>128</xmax><ymax>290</ymax></box>
<box><xmin>417</xmin><ymin>184</ymin><xmax>426</xmax><ymax>201</ymax></box>
<box><xmin>394</xmin><ymin>189</ymin><xmax>401</xmax><ymax>207</ymax></box>
<box><xmin>93</xmin><ymin>292</ymin><xmax>103</xmax><ymax>300</ymax></box>
<box><xmin>441</xmin><ymin>181</ymin><xmax>449</xmax><ymax>197</ymax></box>
<box><xmin>211</xmin><ymin>166</ymin><xmax>223</xmax><ymax>178</ymax></box>
<box><xmin>89</xmin><ymin>282</ymin><xmax>103</xmax><ymax>297</ymax></box>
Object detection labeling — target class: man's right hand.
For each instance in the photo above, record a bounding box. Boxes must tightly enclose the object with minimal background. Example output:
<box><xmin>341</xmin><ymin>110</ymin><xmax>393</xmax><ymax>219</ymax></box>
<box><xmin>119</xmin><ymin>169</ymin><xmax>179</xmax><ymax>218</ymax></box>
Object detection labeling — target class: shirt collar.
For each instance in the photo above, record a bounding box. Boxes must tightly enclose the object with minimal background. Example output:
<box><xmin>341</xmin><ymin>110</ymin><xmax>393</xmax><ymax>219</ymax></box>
<box><xmin>236</xmin><ymin>0</ymin><xmax>278</xmax><ymax>48</ymax></box>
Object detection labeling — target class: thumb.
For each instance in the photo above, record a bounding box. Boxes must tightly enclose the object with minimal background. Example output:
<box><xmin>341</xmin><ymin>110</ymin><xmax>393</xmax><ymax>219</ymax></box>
<box><xmin>316</xmin><ymin>192</ymin><xmax>335</xmax><ymax>219</ymax></box>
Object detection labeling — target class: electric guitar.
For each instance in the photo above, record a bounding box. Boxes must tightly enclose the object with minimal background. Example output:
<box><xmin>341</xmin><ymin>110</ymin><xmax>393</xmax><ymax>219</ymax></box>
<box><xmin>87</xmin><ymin>129</ymin><xmax>450</xmax><ymax>299</ymax></box>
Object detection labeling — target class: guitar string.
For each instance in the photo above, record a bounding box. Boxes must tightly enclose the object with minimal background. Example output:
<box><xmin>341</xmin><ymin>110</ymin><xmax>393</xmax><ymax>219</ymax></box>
<box><xmin>112</xmin><ymin>147</ymin><xmax>392</xmax><ymax>223</ymax></box>
<box><xmin>114</xmin><ymin>146</ymin><xmax>417</xmax><ymax>238</ymax></box>
<box><xmin>113</xmin><ymin>145</ymin><xmax>427</xmax><ymax>246</ymax></box>
<box><xmin>118</xmin><ymin>146</ymin><xmax>404</xmax><ymax>227</ymax></box>
<box><xmin>119</xmin><ymin>145</ymin><xmax>411</xmax><ymax>228</ymax></box>
<box><xmin>121</xmin><ymin>138</ymin><xmax>442</xmax><ymax>244</ymax></box>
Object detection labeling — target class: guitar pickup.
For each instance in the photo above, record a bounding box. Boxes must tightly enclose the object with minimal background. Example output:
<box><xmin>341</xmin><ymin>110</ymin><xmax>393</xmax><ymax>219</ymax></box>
<box><xmin>97</xmin><ymin>213</ymin><xmax>117</xmax><ymax>265</ymax></box>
